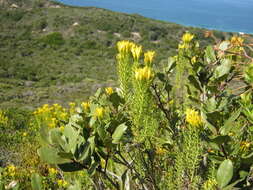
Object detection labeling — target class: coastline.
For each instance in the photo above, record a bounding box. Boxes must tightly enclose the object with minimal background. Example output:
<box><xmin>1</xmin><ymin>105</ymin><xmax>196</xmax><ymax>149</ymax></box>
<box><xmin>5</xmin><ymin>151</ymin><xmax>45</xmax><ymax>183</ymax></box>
<box><xmin>54</xmin><ymin>0</ymin><xmax>253</xmax><ymax>34</ymax></box>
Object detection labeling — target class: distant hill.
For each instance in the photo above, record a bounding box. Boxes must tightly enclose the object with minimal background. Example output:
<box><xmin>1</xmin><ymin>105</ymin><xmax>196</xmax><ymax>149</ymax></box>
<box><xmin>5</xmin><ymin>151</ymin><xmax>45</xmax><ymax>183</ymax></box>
<box><xmin>0</xmin><ymin>0</ymin><xmax>233</xmax><ymax>109</ymax></box>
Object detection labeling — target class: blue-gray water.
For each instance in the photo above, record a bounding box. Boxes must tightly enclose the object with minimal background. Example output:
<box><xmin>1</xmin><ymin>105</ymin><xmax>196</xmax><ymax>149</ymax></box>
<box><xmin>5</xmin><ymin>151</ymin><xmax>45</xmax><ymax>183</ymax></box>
<box><xmin>56</xmin><ymin>0</ymin><xmax>253</xmax><ymax>33</ymax></box>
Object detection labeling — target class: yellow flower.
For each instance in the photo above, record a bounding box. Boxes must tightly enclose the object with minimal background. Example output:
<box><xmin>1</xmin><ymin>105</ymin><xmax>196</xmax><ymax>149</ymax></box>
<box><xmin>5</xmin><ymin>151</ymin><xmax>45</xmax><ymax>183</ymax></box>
<box><xmin>240</xmin><ymin>141</ymin><xmax>250</xmax><ymax>151</ymax></box>
<box><xmin>105</xmin><ymin>87</ymin><xmax>114</xmax><ymax>95</ymax></box>
<box><xmin>0</xmin><ymin>110</ymin><xmax>8</xmax><ymax>126</ymax></box>
<box><xmin>131</xmin><ymin>44</ymin><xmax>142</xmax><ymax>61</ymax></box>
<box><xmin>135</xmin><ymin>66</ymin><xmax>154</xmax><ymax>81</ymax></box>
<box><xmin>57</xmin><ymin>179</ymin><xmax>68</xmax><ymax>188</ymax></box>
<box><xmin>185</xmin><ymin>108</ymin><xmax>203</xmax><ymax>127</ymax></box>
<box><xmin>144</xmin><ymin>51</ymin><xmax>156</xmax><ymax>65</ymax></box>
<box><xmin>48</xmin><ymin>168</ymin><xmax>57</xmax><ymax>175</ymax></box>
<box><xmin>6</xmin><ymin>165</ymin><xmax>16</xmax><ymax>177</ymax></box>
<box><xmin>191</xmin><ymin>56</ymin><xmax>197</xmax><ymax>64</ymax></box>
<box><xmin>231</xmin><ymin>36</ymin><xmax>244</xmax><ymax>46</ymax></box>
<box><xmin>94</xmin><ymin>107</ymin><xmax>105</xmax><ymax>119</ymax></box>
<box><xmin>81</xmin><ymin>101</ymin><xmax>90</xmax><ymax>111</ymax></box>
<box><xmin>182</xmin><ymin>32</ymin><xmax>194</xmax><ymax>43</ymax></box>
<box><xmin>22</xmin><ymin>132</ymin><xmax>27</xmax><ymax>137</ymax></box>
<box><xmin>156</xmin><ymin>147</ymin><xmax>166</xmax><ymax>155</ymax></box>
<box><xmin>59</xmin><ymin>126</ymin><xmax>65</xmax><ymax>132</ymax></box>
<box><xmin>117</xmin><ymin>40</ymin><xmax>134</xmax><ymax>54</ymax></box>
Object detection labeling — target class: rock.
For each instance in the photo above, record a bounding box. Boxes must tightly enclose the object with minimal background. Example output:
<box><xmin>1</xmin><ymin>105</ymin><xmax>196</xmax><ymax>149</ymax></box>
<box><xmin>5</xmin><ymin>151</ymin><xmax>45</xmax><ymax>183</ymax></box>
<box><xmin>10</xmin><ymin>3</ymin><xmax>19</xmax><ymax>8</ymax></box>
<box><xmin>73</xmin><ymin>22</ymin><xmax>79</xmax><ymax>26</ymax></box>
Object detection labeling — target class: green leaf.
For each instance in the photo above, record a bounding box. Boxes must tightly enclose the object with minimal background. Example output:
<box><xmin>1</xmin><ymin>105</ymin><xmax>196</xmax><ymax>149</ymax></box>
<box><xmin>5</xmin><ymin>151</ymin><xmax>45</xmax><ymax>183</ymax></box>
<box><xmin>63</xmin><ymin>125</ymin><xmax>79</xmax><ymax>154</ymax></box>
<box><xmin>217</xmin><ymin>159</ymin><xmax>233</xmax><ymax>188</ymax></box>
<box><xmin>212</xmin><ymin>59</ymin><xmax>231</xmax><ymax>80</ymax></box>
<box><xmin>205</xmin><ymin>45</ymin><xmax>216</xmax><ymax>64</ymax></box>
<box><xmin>220</xmin><ymin>108</ymin><xmax>241</xmax><ymax>135</ymax></box>
<box><xmin>37</xmin><ymin>147</ymin><xmax>70</xmax><ymax>164</ymax></box>
<box><xmin>112</xmin><ymin>123</ymin><xmax>127</xmax><ymax>144</ymax></box>
<box><xmin>188</xmin><ymin>75</ymin><xmax>202</xmax><ymax>92</ymax></box>
<box><xmin>167</xmin><ymin>57</ymin><xmax>176</xmax><ymax>72</ymax></box>
<box><xmin>31</xmin><ymin>173</ymin><xmax>43</xmax><ymax>190</ymax></box>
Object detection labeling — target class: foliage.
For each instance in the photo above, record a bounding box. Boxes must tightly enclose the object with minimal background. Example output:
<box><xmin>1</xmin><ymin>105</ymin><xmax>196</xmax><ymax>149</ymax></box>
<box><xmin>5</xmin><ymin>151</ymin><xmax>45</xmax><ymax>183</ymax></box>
<box><xmin>14</xmin><ymin>33</ymin><xmax>251</xmax><ymax>190</ymax></box>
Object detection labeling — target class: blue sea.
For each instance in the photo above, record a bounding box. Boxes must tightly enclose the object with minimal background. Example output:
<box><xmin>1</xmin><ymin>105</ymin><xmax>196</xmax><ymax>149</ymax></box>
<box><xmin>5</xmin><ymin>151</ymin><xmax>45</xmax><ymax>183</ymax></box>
<box><xmin>56</xmin><ymin>0</ymin><xmax>253</xmax><ymax>33</ymax></box>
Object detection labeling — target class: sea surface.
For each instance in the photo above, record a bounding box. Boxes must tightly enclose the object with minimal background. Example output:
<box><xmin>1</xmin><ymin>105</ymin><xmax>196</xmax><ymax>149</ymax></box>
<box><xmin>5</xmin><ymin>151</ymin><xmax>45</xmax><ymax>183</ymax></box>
<box><xmin>56</xmin><ymin>0</ymin><xmax>253</xmax><ymax>33</ymax></box>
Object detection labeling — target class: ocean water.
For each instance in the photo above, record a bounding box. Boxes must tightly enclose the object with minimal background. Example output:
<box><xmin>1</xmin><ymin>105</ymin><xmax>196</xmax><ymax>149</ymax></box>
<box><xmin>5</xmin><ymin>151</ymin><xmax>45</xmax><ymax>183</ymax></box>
<box><xmin>56</xmin><ymin>0</ymin><xmax>253</xmax><ymax>33</ymax></box>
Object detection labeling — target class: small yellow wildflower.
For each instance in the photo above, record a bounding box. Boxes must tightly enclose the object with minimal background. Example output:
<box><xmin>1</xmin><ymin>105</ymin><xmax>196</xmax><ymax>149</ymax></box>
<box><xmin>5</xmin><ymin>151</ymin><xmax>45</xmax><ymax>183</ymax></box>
<box><xmin>0</xmin><ymin>110</ymin><xmax>8</xmax><ymax>126</ymax></box>
<box><xmin>191</xmin><ymin>56</ymin><xmax>197</xmax><ymax>64</ymax></box>
<box><xmin>48</xmin><ymin>168</ymin><xmax>57</xmax><ymax>175</ymax></box>
<box><xmin>105</xmin><ymin>87</ymin><xmax>114</xmax><ymax>95</ymax></box>
<box><xmin>48</xmin><ymin>118</ymin><xmax>57</xmax><ymax>128</ymax></box>
<box><xmin>6</xmin><ymin>165</ymin><xmax>16</xmax><ymax>177</ymax></box>
<box><xmin>135</xmin><ymin>66</ymin><xmax>154</xmax><ymax>81</ymax></box>
<box><xmin>231</xmin><ymin>36</ymin><xmax>244</xmax><ymax>46</ymax></box>
<box><xmin>94</xmin><ymin>107</ymin><xmax>105</xmax><ymax>119</ymax></box>
<box><xmin>22</xmin><ymin>132</ymin><xmax>27</xmax><ymax>137</ymax></box>
<box><xmin>182</xmin><ymin>32</ymin><xmax>194</xmax><ymax>43</ymax></box>
<box><xmin>185</xmin><ymin>108</ymin><xmax>203</xmax><ymax>127</ymax></box>
<box><xmin>156</xmin><ymin>147</ymin><xmax>166</xmax><ymax>155</ymax></box>
<box><xmin>57</xmin><ymin>179</ymin><xmax>68</xmax><ymax>188</ymax></box>
<box><xmin>144</xmin><ymin>51</ymin><xmax>156</xmax><ymax>65</ymax></box>
<box><xmin>131</xmin><ymin>44</ymin><xmax>142</xmax><ymax>61</ymax></box>
<box><xmin>81</xmin><ymin>101</ymin><xmax>90</xmax><ymax>111</ymax></box>
<box><xmin>240</xmin><ymin>141</ymin><xmax>250</xmax><ymax>151</ymax></box>
<box><xmin>59</xmin><ymin>126</ymin><xmax>65</xmax><ymax>132</ymax></box>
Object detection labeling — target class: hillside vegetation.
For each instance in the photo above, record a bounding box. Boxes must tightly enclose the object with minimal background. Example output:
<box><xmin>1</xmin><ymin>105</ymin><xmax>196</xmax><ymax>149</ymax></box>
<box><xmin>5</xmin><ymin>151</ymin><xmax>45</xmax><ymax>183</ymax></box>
<box><xmin>0</xmin><ymin>0</ymin><xmax>233</xmax><ymax>109</ymax></box>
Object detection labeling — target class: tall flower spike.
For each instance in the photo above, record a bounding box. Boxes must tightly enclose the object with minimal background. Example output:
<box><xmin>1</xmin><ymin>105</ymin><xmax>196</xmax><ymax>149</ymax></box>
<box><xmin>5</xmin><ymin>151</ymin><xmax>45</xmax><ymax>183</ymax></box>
<box><xmin>144</xmin><ymin>51</ymin><xmax>155</xmax><ymax>66</ymax></box>
<box><xmin>185</xmin><ymin>108</ymin><xmax>202</xmax><ymax>127</ymax></box>
<box><xmin>182</xmin><ymin>32</ymin><xmax>194</xmax><ymax>43</ymax></box>
<box><xmin>131</xmin><ymin>44</ymin><xmax>142</xmax><ymax>62</ymax></box>
<box><xmin>135</xmin><ymin>66</ymin><xmax>154</xmax><ymax>81</ymax></box>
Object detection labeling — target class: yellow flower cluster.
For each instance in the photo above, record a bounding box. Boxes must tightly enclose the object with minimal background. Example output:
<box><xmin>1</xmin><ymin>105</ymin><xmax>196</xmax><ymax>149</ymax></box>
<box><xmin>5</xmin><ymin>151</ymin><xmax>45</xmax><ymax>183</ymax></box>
<box><xmin>0</xmin><ymin>110</ymin><xmax>8</xmax><ymax>126</ymax></box>
<box><xmin>240</xmin><ymin>141</ymin><xmax>250</xmax><ymax>151</ymax></box>
<box><xmin>156</xmin><ymin>147</ymin><xmax>167</xmax><ymax>155</ymax></box>
<box><xmin>178</xmin><ymin>33</ymin><xmax>195</xmax><ymax>49</ymax></box>
<box><xmin>131</xmin><ymin>44</ymin><xmax>142</xmax><ymax>61</ymax></box>
<box><xmin>185</xmin><ymin>108</ymin><xmax>203</xmax><ymax>127</ymax></box>
<box><xmin>144</xmin><ymin>51</ymin><xmax>155</xmax><ymax>65</ymax></box>
<box><xmin>57</xmin><ymin>179</ymin><xmax>68</xmax><ymax>188</ymax></box>
<box><xmin>6</xmin><ymin>165</ymin><xmax>17</xmax><ymax>177</ymax></box>
<box><xmin>231</xmin><ymin>36</ymin><xmax>244</xmax><ymax>46</ymax></box>
<box><xmin>34</xmin><ymin>103</ymin><xmax>69</xmax><ymax>129</ymax></box>
<box><xmin>48</xmin><ymin>167</ymin><xmax>58</xmax><ymax>175</ymax></box>
<box><xmin>116</xmin><ymin>40</ymin><xmax>143</xmax><ymax>61</ymax></box>
<box><xmin>81</xmin><ymin>101</ymin><xmax>90</xmax><ymax>111</ymax></box>
<box><xmin>94</xmin><ymin>107</ymin><xmax>105</xmax><ymax>119</ymax></box>
<box><xmin>182</xmin><ymin>32</ymin><xmax>195</xmax><ymax>43</ymax></box>
<box><xmin>105</xmin><ymin>87</ymin><xmax>114</xmax><ymax>95</ymax></box>
<box><xmin>117</xmin><ymin>40</ymin><xmax>135</xmax><ymax>55</ymax></box>
<box><xmin>135</xmin><ymin>66</ymin><xmax>154</xmax><ymax>81</ymax></box>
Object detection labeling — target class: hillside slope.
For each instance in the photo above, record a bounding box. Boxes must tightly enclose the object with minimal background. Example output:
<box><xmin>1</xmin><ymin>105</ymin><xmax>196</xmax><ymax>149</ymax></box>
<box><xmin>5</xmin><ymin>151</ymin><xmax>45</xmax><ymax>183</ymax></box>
<box><xmin>0</xmin><ymin>0</ymin><xmax>232</xmax><ymax>109</ymax></box>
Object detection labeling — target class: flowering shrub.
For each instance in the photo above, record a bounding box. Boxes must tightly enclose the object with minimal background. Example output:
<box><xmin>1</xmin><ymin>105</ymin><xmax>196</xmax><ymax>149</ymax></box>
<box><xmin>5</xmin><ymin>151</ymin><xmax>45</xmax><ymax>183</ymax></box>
<box><xmin>1</xmin><ymin>32</ymin><xmax>253</xmax><ymax>190</ymax></box>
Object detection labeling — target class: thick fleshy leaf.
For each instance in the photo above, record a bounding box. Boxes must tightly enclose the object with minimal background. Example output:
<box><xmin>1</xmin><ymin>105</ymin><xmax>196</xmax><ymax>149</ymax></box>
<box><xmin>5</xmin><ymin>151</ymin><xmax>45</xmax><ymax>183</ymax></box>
<box><xmin>31</xmin><ymin>173</ymin><xmax>43</xmax><ymax>190</ymax></box>
<box><xmin>212</xmin><ymin>59</ymin><xmax>231</xmax><ymax>80</ymax></box>
<box><xmin>220</xmin><ymin>108</ymin><xmax>241</xmax><ymax>135</ymax></box>
<box><xmin>112</xmin><ymin>123</ymin><xmax>127</xmax><ymax>144</ymax></box>
<box><xmin>37</xmin><ymin>147</ymin><xmax>70</xmax><ymax>164</ymax></box>
<box><xmin>217</xmin><ymin>159</ymin><xmax>233</xmax><ymax>188</ymax></box>
<box><xmin>205</xmin><ymin>45</ymin><xmax>216</xmax><ymax>64</ymax></box>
